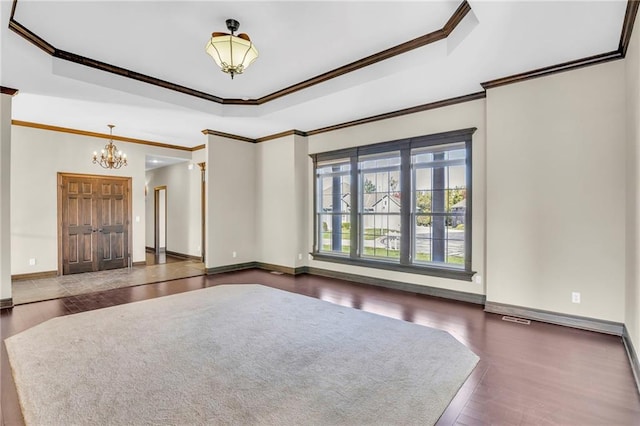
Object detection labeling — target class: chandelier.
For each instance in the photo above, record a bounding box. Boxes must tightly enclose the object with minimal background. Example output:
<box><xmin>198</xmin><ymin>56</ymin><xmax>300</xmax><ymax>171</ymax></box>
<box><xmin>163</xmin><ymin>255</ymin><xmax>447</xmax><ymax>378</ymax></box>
<box><xmin>205</xmin><ymin>19</ymin><xmax>259</xmax><ymax>79</ymax></box>
<box><xmin>92</xmin><ymin>124</ymin><xmax>127</xmax><ymax>169</ymax></box>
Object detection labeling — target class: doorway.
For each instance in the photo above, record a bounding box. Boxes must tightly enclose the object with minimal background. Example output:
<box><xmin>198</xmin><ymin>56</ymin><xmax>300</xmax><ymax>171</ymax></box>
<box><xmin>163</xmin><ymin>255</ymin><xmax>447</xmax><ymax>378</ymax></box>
<box><xmin>57</xmin><ymin>173</ymin><xmax>132</xmax><ymax>275</ymax></box>
<box><xmin>154</xmin><ymin>186</ymin><xmax>167</xmax><ymax>254</ymax></box>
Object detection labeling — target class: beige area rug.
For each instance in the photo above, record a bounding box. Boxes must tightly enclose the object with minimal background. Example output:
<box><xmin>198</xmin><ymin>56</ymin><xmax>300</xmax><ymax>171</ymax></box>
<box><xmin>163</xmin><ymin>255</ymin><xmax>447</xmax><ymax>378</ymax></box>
<box><xmin>5</xmin><ymin>284</ymin><xmax>479</xmax><ymax>425</ymax></box>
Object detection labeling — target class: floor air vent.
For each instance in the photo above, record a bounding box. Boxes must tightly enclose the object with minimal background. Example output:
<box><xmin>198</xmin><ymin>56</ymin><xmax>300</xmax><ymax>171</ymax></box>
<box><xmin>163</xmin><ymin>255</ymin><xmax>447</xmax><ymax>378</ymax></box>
<box><xmin>502</xmin><ymin>316</ymin><xmax>531</xmax><ymax>325</ymax></box>
<box><xmin>270</xmin><ymin>271</ymin><xmax>284</xmax><ymax>275</ymax></box>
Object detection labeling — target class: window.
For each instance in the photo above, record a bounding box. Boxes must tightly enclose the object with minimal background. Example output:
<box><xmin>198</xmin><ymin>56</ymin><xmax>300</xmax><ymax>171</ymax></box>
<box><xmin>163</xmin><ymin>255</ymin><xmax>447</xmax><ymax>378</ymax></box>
<box><xmin>412</xmin><ymin>143</ymin><xmax>467</xmax><ymax>267</ymax></box>
<box><xmin>312</xmin><ymin>128</ymin><xmax>475</xmax><ymax>281</ymax></box>
<box><xmin>359</xmin><ymin>152</ymin><xmax>401</xmax><ymax>261</ymax></box>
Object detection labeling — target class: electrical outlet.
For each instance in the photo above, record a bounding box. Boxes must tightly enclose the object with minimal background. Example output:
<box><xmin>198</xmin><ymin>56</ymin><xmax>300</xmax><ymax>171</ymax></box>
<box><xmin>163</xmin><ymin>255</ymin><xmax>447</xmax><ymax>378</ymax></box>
<box><xmin>29</xmin><ymin>258</ymin><xmax>36</xmax><ymax>266</ymax></box>
<box><xmin>232</xmin><ymin>251</ymin><xmax>237</xmax><ymax>258</ymax></box>
<box><xmin>474</xmin><ymin>275</ymin><xmax>482</xmax><ymax>284</ymax></box>
<box><xmin>572</xmin><ymin>292</ymin><xmax>581</xmax><ymax>304</ymax></box>
<box><xmin>298</xmin><ymin>253</ymin><xmax>302</xmax><ymax>260</ymax></box>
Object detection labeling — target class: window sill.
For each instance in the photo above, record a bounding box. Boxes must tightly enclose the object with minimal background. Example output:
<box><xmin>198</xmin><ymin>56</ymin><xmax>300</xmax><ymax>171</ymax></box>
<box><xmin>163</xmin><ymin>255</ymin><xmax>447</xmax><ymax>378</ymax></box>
<box><xmin>310</xmin><ymin>252</ymin><xmax>476</xmax><ymax>282</ymax></box>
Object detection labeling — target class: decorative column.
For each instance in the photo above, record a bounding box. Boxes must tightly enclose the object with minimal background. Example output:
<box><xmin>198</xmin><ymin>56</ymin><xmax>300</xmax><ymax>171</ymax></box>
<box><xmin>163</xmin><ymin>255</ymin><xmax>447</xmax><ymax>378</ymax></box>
<box><xmin>0</xmin><ymin>87</ymin><xmax>18</xmax><ymax>309</ymax></box>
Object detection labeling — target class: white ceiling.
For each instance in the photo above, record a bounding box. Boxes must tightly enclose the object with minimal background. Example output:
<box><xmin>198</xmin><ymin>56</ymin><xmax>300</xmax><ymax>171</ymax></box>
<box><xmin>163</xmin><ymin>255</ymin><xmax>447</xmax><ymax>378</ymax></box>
<box><xmin>0</xmin><ymin>0</ymin><xmax>629</xmax><ymax>148</ymax></box>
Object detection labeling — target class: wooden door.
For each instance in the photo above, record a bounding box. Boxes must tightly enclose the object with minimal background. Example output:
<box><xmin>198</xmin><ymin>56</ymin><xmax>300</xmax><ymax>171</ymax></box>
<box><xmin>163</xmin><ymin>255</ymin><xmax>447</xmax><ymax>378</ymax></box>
<box><xmin>60</xmin><ymin>176</ymin><xmax>97</xmax><ymax>274</ymax></box>
<box><xmin>59</xmin><ymin>173</ymin><xmax>131</xmax><ymax>275</ymax></box>
<box><xmin>96</xmin><ymin>179</ymin><xmax>128</xmax><ymax>270</ymax></box>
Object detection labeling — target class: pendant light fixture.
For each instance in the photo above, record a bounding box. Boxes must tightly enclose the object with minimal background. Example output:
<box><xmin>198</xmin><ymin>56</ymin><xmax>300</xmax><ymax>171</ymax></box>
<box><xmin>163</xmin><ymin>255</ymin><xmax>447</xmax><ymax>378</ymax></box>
<box><xmin>92</xmin><ymin>124</ymin><xmax>128</xmax><ymax>169</ymax></box>
<box><xmin>205</xmin><ymin>19</ymin><xmax>259</xmax><ymax>79</ymax></box>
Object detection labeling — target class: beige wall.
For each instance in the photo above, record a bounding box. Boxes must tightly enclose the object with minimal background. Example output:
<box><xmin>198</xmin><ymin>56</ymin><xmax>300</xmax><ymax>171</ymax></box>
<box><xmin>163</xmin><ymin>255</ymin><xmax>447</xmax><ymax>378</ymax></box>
<box><xmin>307</xmin><ymin>99</ymin><xmax>487</xmax><ymax>296</ymax></box>
<box><xmin>10</xmin><ymin>126</ymin><xmax>191</xmax><ymax>275</ymax></box>
<box><xmin>294</xmin><ymin>134</ymin><xmax>310</xmax><ymax>269</ymax></box>
<box><xmin>626</xmin><ymin>17</ymin><xmax>640</xmax><ymax>351</ymax></box>
<box><xmin>255</xmin><ymin>134</ymin><xmax>310</xmax><ymax>269</ymax></box>
<box><xmin>0</xmin><ymin>94</ymin><xmax>12</xmax><ymax>300</ymax></box>
<box><xmin>486</xmin><ymin>60</ymin><xmax>627</xmax><ymax>322</ymax></box>
<box><xmin>145</xmin><ymin>161</ymin><xmax>201</xmax><ymax>257</ymax></box>
<box><xmin>205</xmin><ymin>134</ymin><xmax>256</xmax><ymax>268</ymax></box>
<box><xmin>256</xmin><ymin>137</ymin><xmax>297</xmax><ymax>267</ymax></box>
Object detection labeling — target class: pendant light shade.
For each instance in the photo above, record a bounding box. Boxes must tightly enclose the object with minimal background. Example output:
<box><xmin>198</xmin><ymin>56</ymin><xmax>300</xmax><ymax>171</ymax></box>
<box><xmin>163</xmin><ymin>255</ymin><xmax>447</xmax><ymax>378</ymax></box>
<box><xmin>205</xmin><ymin>19</ymin><xmax>258</xmax><ymax>79</ymax></box>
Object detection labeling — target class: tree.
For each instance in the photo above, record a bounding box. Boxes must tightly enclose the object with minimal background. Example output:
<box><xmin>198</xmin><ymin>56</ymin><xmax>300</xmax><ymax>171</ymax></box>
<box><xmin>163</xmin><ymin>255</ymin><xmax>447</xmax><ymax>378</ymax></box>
<box><xmin>389</xmin><ymin>176</ymin><xmax>399</xmax><ymax>192</ymax></box>
<box><xmin>445</xmin><ymin>186</ymin><xmax>466</xmax><ymax>227</ymax></box>
<box><xmin>416</xmin><ymin>191</ymin><xmax>432</xmax><ymax>226</ymax></box>
<box><xmin>364</xmin><ymin>179</ymin><xmax>377</xmax><ymax>193</ymax></box>
<box><xmin>446</xmin><ymin>187</ymin><xmax>466</xmax><ymax>211</ymax></box>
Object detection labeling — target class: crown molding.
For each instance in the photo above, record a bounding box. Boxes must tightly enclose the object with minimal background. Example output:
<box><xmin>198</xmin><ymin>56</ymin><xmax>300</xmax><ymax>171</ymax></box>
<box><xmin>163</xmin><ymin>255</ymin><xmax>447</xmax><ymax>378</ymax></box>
<box><xmin>253</xmin><ymin>1</ymin><xmax>471</xmax><ymax>105</ymax></box>
<box><xmin>12</xmin><ymin>120</ymin><xmax>199</xmax><ymax>152</ymax></box>
<box><xmin>255</xmin><ymin>129</ymin><xmax>308</xmax><ymax>143</ymax></box>
<box><xmin>8</xmin><ymin>19</ymin><xmax>54</xmax><ymax>55</ymax></box>
<box><xmin>202</xmin><ymin>129</ymin><xmax>309</xmax><ymax>144</ymax></box>
<box><xmin>481</xmin><ymin>50</ymin><xmax>622</xmax><ymax>90</ymax></box>
<box><xmin>620</xmin><ymin>0</ymin><xmax>640</xmax><ymax>57</ymax></box>
<box><xmin>202</xmin><ymin>129</ymin><xmax>255</xmax><ymax>143</ymax></box>
<box><xmin>0</xmin><ymin>87</ymin><xmax>19</xmax><ymax>96</ymax></box>
<box><xmin>202</xmin><ymin>91</ymin><xmax>486</xmax><ymax>143</ymax></box>
<box><xmin>8</xmin><ymin>0</ymin><xmax>471</xmax><ymax>106</ymax></box>
<box><xmin>7</xmin><ymin>0</ymin><xmax>636</xmax><ymax>106</ymax></box>
<box><xmin>307</xmin><ymin>91</ymin><xmax>486</xmax><ymax>136</ymax></box>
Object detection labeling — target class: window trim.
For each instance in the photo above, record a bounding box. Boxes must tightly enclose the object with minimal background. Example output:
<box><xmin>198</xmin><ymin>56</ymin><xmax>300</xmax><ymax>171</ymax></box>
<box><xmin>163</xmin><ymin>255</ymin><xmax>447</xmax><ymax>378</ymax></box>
<box><xmin>311</xmin><ymin>128</ymin><xmax>476</xmax><ymax>281</ymax></box>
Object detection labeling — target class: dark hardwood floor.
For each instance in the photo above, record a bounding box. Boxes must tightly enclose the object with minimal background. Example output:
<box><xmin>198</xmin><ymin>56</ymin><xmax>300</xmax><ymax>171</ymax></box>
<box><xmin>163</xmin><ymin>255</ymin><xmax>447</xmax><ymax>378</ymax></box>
<box><xmin>2</xmin><ymin>269</ymin><xmax>639</xmax><ymax>425</ymax></box>
<box><xmin>145</xmin><ymin>251</ymin><xmax>191</xmax><ymax>265</ymax></box>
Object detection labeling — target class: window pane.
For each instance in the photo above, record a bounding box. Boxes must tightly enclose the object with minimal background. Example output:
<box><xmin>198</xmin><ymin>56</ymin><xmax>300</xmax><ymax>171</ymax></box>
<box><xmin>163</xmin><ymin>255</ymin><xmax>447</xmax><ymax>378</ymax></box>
<box><xmin>446</xmin><ymin>219</ymin><xmax>465</xmax><ymax>266</ymax></box>
<box><xmin>414</xmin><ymin>216</ymin><xmax>432</xmax><ymax>262</ymax></box>
<box><xmin>319</xmin><ymin>175</ymin><xmax>351</xmax><ymax>213</ymax></box>
<box><xmin>415</xmin><ymin>168</ymin><xmax>432</xmax><ymax>191</ymax></box>
<box><xmin>415</xmin><ymin>190</ymin><xmax>432</xmax><ymax>215</ymax></box>
<box><xmin>413</xmin><ymin>215</ymin><xmax>464</xmax><ymax>269</ymax></box>
<box><xmin>360</xmin><ymin>152</ymin><xmax>400</xmax><ymax>169</ymax></box>
<box><xmin>412</xmin><ymin>142</ymin><xmax>465</xmax><ymax>160</ymax></box>
<box><xmin>361</xmin><ymin>214</ymin><xmax>401</xmax><ymax>261</ymax></box>
<box><xmin>319</xmin><ymin>214</ymin><xmax>350</xmax><ymax>254</ymax></box>
<box><xmin>317</xmin><ymin>160</ymin><xmax>350</xmax><ymax>175</ymax></box>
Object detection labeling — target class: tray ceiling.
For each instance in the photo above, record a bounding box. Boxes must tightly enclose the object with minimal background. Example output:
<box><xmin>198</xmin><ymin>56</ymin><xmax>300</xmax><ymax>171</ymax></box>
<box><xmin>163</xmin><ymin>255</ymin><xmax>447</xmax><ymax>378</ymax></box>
<box><xmin>0</xmin><ymin>0</ymin><xmax>631</xmax><ymax>147</ymax></box>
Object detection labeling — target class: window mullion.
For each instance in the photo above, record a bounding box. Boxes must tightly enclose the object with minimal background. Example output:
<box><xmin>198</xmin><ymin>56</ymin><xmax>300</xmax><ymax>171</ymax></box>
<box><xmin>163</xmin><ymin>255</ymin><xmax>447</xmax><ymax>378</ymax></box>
<box><xmin>350</xmin><ymin>155</ymin><xmax>358</xmax><ymax>258</ymax></box>
<box><xmin>400</xmin><ymin>149</ymin><xmax>411</xmax><ymax>265</ymax></box>
<box><xmin>464</xmin><ymin>139</ymin><xmax>472</xmax><ymax>271</ymax></box>
<box><xmin>313</xmin><ymin>162</ymin><xmax>319</xmax><ymax>252</ymax></box>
